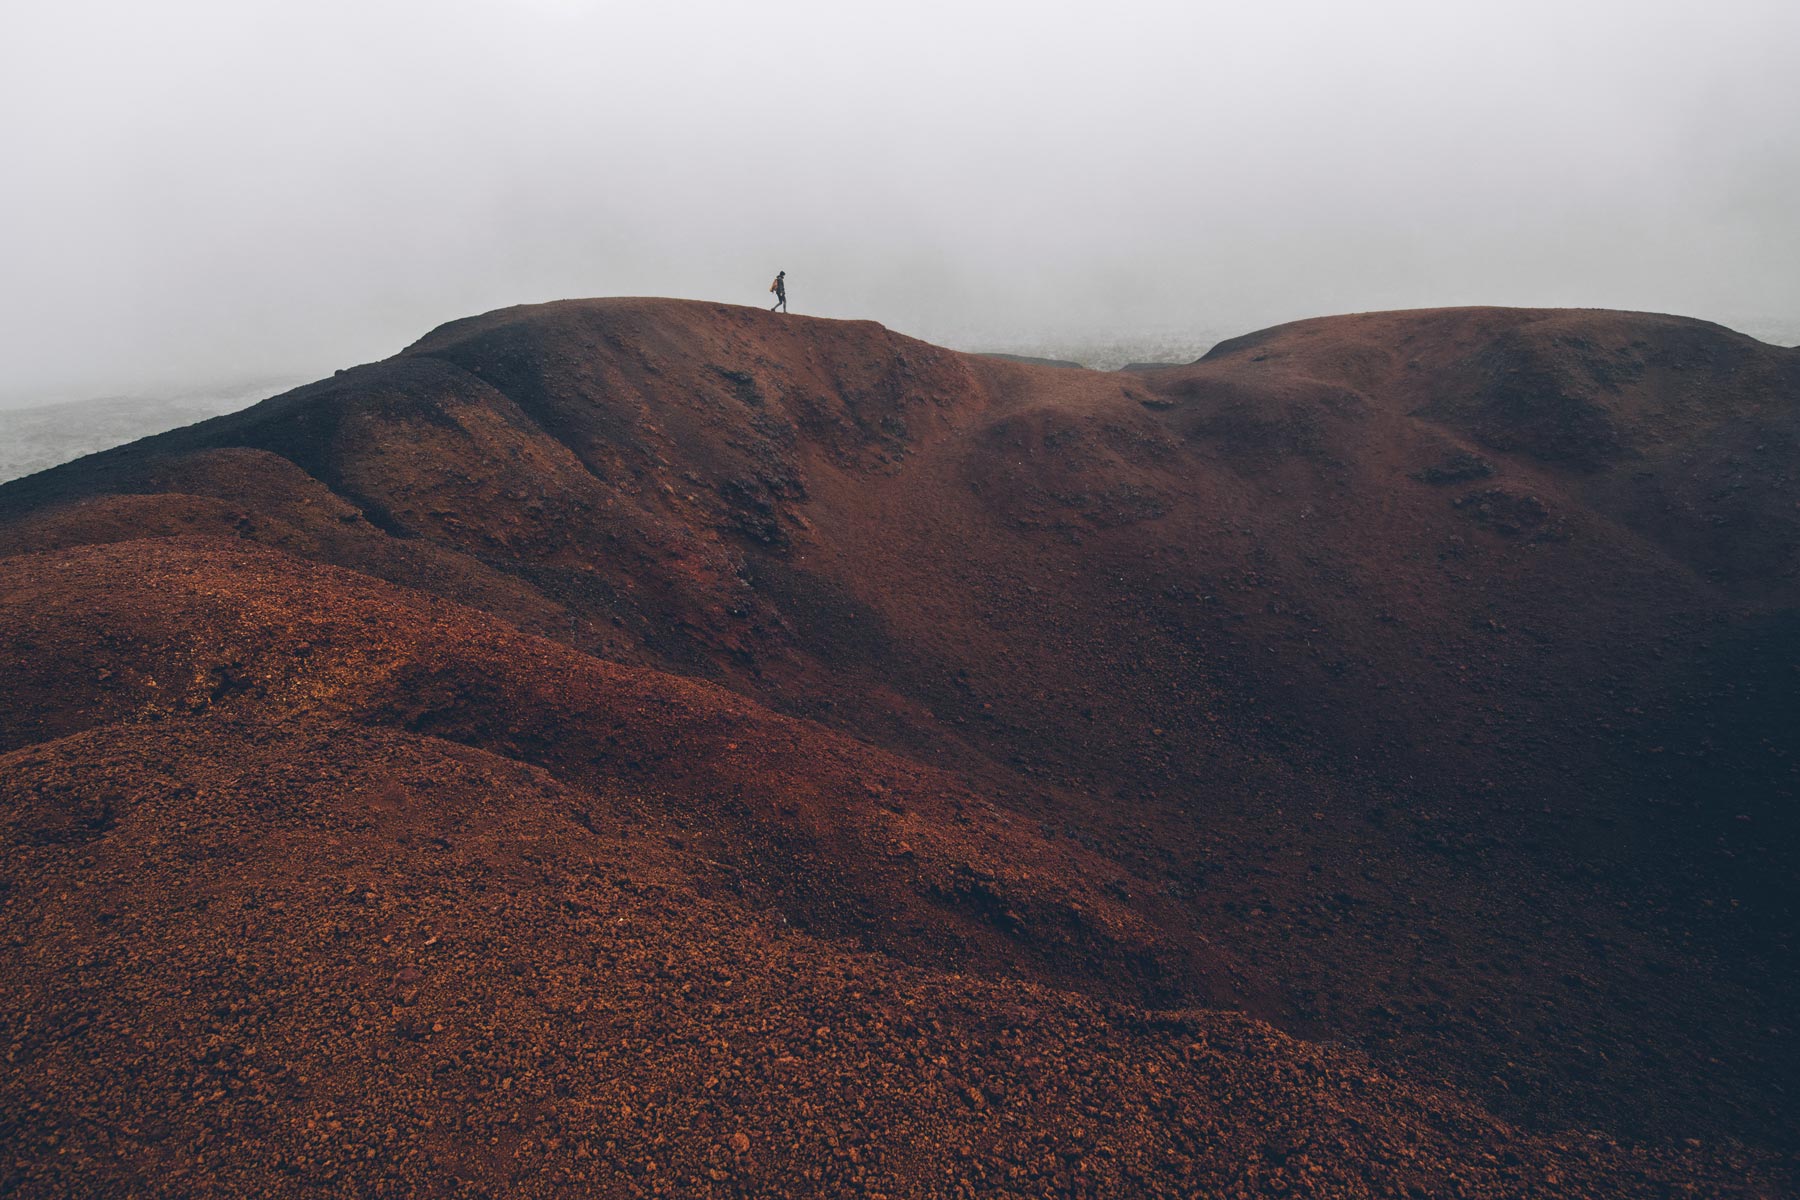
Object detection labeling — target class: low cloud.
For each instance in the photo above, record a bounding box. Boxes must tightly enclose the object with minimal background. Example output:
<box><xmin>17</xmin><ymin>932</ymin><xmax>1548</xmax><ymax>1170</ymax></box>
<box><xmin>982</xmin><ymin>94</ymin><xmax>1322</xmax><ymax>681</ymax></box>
<box><xmin>3</xmin><ymin>0</ymin><xmax>1796</xmax><ymax>404</ymax></box>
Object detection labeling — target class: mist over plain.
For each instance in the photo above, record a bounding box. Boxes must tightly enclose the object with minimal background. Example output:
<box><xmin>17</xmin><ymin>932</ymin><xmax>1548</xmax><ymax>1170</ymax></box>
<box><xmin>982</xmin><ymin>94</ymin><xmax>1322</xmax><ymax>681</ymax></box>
<box><xmin>2</xmin><ymin>0</ymin><xmax>1796</xmax><ymax>406</ymax></box>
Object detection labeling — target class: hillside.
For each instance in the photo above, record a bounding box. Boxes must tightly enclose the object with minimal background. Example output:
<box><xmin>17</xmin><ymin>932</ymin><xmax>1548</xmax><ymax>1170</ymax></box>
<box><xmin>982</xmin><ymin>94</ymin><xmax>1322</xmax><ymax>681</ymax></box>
<box><xmin>2</xmin><ymin>299</ymin><xmax>1796</xmax><ymax>1197</ymax></box>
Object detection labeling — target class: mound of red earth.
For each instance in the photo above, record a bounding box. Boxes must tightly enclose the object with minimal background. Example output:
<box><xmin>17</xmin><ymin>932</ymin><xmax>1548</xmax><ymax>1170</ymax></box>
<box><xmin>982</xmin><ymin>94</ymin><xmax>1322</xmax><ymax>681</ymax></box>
<box><xmin>2</xmin><ymin>299</ymin><xmax>1795</xmax><ymax>1198</ymax></box>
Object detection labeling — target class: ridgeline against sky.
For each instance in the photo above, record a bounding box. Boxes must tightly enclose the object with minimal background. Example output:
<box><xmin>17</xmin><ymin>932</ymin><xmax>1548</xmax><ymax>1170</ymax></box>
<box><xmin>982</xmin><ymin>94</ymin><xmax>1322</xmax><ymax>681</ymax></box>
<box><xmin>2</xmin><ymin>0</ymin><xmax>1797</xmax><ymax>404</ymax></box>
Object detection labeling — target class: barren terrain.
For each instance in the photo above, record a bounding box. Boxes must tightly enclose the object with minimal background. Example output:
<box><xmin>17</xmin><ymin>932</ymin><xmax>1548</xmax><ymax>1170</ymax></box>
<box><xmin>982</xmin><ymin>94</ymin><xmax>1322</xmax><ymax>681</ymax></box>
<box><xmin>2</xmin><ymin>300</ymin><xmax>1795</xmax><ymax>1197</ymax></box>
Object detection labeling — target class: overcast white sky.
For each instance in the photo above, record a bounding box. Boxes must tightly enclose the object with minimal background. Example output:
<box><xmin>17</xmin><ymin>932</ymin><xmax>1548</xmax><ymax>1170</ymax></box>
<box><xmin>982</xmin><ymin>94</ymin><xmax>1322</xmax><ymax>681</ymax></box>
<box><xmin>2</xmin><ymin>0</ymin><xmax>1796</xmax><ymax>405</ymax></box>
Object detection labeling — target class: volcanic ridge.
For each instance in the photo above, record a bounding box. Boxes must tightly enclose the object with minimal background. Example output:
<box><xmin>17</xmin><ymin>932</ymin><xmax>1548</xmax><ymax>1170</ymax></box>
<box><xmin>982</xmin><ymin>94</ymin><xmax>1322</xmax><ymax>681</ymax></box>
<box><xmin>2</xmin><ymin>299</ymin><xmax>1797</xmax><ymax>1198</ymax></box>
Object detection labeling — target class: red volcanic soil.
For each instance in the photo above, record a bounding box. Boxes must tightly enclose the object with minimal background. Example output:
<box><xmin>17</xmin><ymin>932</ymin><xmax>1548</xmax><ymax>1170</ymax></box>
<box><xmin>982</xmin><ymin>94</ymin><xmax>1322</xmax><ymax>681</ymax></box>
<box><xmin>2</xmin><ymin>299</ymin><xmax>1797</xmax><ymax>1197</ymax></box>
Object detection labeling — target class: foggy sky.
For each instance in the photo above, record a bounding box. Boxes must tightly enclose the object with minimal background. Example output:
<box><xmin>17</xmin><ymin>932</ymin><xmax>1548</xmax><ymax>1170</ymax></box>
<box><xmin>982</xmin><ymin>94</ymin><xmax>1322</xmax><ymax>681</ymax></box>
<box><xmin>3</xmin><ymin>0</ymin><xmax>1797</xmax><ymax>406</ymax></box>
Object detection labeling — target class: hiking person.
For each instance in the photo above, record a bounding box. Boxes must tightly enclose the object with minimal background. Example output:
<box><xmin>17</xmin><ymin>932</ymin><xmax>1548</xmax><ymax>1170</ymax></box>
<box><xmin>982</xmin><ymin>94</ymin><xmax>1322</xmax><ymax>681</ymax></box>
<box><xmin>769</xmin><ymin>270</ymin><xmax>787</xmax><ymax>313</ymax></box>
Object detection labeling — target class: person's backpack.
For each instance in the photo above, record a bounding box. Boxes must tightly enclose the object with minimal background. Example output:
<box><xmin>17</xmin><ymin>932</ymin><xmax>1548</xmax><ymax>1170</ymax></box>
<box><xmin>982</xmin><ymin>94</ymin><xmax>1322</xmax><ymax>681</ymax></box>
<box><xmin>769</xmin><ymin>276</ymin><xmax>781</xmax><ymax>293</ymax></box>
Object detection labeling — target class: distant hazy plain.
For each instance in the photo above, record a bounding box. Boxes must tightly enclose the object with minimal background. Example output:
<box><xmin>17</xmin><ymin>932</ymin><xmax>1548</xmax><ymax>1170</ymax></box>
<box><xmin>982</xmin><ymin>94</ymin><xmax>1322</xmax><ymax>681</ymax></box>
<box><xmin>0</xmin><ymin>380</ymin><xmax>306</xmax><ymax>485</ymax></box>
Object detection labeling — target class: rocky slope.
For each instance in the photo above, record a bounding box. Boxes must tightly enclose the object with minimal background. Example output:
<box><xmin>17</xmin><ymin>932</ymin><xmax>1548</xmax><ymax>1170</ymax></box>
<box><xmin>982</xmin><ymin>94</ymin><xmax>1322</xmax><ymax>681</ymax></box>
<box><xmin>2</xmin><ymin>299</ymin><xmax>1795</xmax><ymax>1197</ymax></box>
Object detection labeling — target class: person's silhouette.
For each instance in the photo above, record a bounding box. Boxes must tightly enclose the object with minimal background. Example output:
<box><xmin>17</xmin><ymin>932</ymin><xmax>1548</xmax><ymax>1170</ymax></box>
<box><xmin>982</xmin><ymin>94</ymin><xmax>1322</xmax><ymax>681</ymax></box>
<box><xmin>769</xmin><ymin>271</ymin><xmax>787</xmax><ymax>313</ymax></box>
